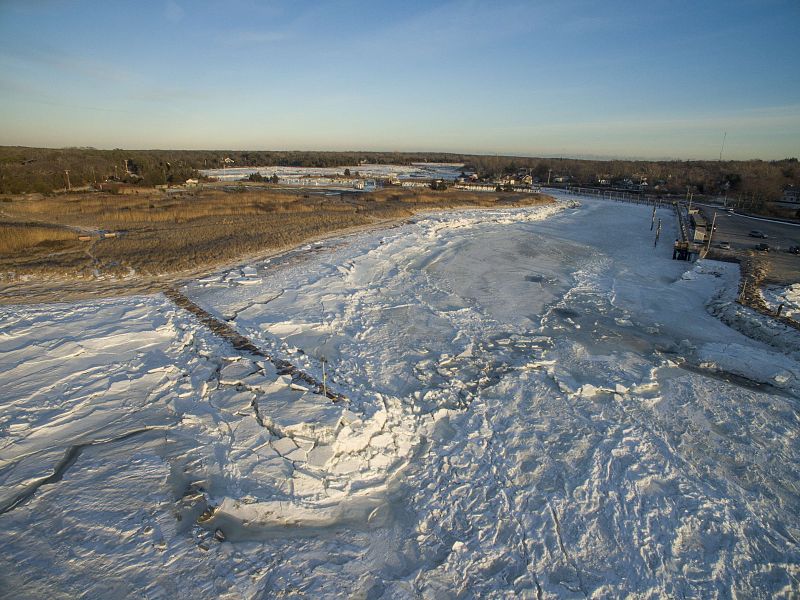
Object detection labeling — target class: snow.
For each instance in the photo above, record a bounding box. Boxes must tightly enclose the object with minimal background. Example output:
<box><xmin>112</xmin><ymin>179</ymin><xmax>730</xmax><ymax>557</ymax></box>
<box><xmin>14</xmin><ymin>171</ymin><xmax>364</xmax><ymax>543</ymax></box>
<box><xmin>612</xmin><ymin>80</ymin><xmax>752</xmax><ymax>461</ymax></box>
<box><xmin>763</xmin><ymin>282</ymin><xmax>800</xmax><ymax>319</ymax></box>
<box><xmin>1</xmin><ymin>194</ymin><xmax>799</xmax><ymax>598</ymax></box>
<box><xmin>200</xmin><ymin>162</ymin><xmax>468</xmax><ymax>182</ymax></box>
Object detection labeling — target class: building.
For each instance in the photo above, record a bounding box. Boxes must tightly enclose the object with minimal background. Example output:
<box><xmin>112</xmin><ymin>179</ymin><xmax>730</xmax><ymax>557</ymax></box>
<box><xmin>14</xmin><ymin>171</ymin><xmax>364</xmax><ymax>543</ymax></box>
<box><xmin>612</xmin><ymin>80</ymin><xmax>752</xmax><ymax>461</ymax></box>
<box><xmin>400</xmin><ymin>180</ymin><xmax>433</xmax><ymax>189</ymax></box>
<box><xmin>453</xmin><ymin>182</ymin><xmax>498</xmax><ymax>192</ymax></box>
<box><xmin>690</xmin><ymin>214</ymin><xmax>708</xmax><ymax>242</ymax></box>
<box><xmin>453</xmin><ymin>183</ymin><xmax>540</xmax><ymax>193</ymax></box>
<box><xmin>782</xmin><ymin>187</ymin><xmax>800</xmax><ymax>204</ymax></box>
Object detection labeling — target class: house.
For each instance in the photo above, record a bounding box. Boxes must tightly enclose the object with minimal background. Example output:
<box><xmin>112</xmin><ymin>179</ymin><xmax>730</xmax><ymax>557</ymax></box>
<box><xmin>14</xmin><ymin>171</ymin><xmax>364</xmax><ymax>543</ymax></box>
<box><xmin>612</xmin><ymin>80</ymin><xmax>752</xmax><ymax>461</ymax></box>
<box><xmin>690</xmin><ymin>214</ymin><xmax>708</xmax><ymax>242</ymax></box>
<box><xmin>400</xmin><ymin>180</ymin><xmax>433</xmax><ymax>189</ymax></box>
<box><xmin>782</xmin><ymin>187</ymin><xmax>800</xmax><ymax>204</ymax></box>
<box><xmin>453</xmin><ymin>182</ymin><xmax>498</xmax><ymax>192</ymax></box>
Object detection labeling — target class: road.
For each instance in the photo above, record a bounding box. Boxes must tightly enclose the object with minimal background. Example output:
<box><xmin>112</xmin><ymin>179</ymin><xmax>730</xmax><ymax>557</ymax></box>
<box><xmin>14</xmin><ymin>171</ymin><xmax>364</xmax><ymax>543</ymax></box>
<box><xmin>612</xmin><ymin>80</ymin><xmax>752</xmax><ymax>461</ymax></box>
<box><xmin>700</xmin><ymin>206</ymin><xmax>800</xmax><ymax>285</ymax></box>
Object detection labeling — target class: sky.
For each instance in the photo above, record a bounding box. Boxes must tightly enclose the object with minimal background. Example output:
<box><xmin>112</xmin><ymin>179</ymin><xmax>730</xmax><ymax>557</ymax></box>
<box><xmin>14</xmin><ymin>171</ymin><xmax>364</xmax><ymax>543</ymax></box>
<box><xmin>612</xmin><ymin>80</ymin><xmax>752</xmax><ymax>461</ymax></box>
<box><xmin>0</xmin><ymin>0</ymin><xmax>798</xmax><ymax>160</ymax></box>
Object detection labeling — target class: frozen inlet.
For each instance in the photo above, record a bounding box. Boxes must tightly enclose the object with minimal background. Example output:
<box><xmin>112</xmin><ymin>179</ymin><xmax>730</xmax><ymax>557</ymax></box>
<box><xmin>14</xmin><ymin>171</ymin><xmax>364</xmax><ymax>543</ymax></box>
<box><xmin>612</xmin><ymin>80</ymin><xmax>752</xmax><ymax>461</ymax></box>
<box><xmin>2</xmin><ymin>198</ymin><xmax>799</xmax><ymax>598</ymax></box>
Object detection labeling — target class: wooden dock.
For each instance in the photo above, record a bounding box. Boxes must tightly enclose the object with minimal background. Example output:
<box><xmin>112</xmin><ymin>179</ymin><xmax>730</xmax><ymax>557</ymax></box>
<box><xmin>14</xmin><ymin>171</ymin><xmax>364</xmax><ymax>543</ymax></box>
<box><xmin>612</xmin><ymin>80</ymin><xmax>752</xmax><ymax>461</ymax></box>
<box><xmin>164</xmin><ymin>288</ymin><xmax>346</xmax><ymax>402</ymax></box>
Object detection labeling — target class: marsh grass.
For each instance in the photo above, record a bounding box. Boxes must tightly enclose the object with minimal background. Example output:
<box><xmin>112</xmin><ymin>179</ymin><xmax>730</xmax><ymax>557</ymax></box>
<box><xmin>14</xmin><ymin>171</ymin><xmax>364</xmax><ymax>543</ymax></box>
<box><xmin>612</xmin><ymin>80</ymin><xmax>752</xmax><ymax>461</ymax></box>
<box><xmin>0</xmin><ymin>223</ymin><xmax>78</xmax><ymax>254</ymax></box>
<box><xmin>0</xmin><ymin>187</ymin><xmax>552</xmax><ymax>277</ymax></box>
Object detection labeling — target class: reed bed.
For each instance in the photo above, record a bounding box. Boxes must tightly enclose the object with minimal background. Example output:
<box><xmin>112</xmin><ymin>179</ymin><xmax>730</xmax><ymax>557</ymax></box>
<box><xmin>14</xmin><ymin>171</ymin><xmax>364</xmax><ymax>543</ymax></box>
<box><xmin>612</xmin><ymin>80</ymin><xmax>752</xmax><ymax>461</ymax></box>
<box><xmin>0</xmin><ymin>223</ymin><xmax>78</xmax><ymax>254</ymax></box>
<box><xmin>0</xmin><ymin>188</ymin><xmax>553</xmax><ymax>278</ymax></box>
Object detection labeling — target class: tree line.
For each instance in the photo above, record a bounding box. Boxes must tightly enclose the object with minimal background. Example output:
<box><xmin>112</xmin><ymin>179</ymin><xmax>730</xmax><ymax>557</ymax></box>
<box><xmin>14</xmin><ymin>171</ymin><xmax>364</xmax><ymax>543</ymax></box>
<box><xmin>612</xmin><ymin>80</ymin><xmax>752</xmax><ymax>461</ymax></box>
<box><xmin>464</xmin><ymin>155</ymin><xmax>799</xmax><ymax>204</ymax></box>
<box><xmin>0</xmin><ymin>146</ymin><xmax>796</xmax><ymax>206</ymax></box>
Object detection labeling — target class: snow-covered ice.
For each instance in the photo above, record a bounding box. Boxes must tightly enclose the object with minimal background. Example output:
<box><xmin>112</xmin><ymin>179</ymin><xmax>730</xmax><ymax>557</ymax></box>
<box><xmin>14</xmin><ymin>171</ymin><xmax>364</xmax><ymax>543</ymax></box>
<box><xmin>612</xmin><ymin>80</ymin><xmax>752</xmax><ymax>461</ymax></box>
<box><xmin>1</xmin><ymin>195</ymin><xmax>799</xmax><ymax>598</ymax></box>
<box><xmin>763</xmin><ymin>282</ymin><xmax>800</xmax><ymax>319</ymax></box>
<box><xmin>200</xmin><ymin>162</ymin><xmax>467</xmax><ymax>182</ymax></box>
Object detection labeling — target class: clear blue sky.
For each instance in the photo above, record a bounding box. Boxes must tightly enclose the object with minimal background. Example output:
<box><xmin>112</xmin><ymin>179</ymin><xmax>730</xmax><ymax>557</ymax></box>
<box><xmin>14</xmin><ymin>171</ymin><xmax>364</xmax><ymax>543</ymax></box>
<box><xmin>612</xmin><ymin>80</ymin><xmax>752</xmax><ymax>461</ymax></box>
<box><xmin>0</xmin><ymin>0</ymin><xmax>797</xmax><ymax>160</ymax></box>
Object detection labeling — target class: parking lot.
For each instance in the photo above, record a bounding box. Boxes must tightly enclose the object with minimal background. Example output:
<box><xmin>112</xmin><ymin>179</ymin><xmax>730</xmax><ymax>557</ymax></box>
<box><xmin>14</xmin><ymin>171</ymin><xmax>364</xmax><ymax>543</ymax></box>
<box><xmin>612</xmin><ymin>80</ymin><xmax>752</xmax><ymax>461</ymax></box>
<box><xmin>700</xmin><ymin>205</ymin><xmax>800</xmax><ymax>285</ymax></box>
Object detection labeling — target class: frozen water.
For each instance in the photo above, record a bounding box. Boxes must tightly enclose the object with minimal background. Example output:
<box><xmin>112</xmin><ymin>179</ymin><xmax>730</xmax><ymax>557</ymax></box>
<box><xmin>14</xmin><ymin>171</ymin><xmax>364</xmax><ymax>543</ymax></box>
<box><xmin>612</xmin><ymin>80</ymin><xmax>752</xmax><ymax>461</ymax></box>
<box><xmin>200</xmin><ymin>162</ymin><xmax>467</xmax><ymax>182</ymax></box>
<box><xmin>1</xmin><ymin>195</ymin><xmax>799</xmax><ymax>598</ymax></box>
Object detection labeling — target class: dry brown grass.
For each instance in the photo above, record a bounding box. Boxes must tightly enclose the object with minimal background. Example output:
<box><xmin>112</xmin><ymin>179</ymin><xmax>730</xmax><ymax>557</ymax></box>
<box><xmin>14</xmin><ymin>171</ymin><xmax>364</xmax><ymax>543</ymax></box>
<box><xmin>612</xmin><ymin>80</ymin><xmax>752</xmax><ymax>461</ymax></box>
<box><xmin>0</xmin><ymin>187</ymin><xmax>554</xmax><ymax>279</ymax></box>
<box><xmin>0</xmin><ymin>223</ymin><xmax>78</xmax><ymax>254</ymax></box>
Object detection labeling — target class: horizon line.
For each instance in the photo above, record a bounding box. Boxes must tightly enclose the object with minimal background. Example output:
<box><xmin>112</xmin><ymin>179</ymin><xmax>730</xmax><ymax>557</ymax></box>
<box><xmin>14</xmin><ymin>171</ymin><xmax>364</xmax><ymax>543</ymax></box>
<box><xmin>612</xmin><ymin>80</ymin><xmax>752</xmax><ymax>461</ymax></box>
<box><xmin>1</xmin><ymin>144</ymin><xmax>797</xmax><ymax>164</ymax></box>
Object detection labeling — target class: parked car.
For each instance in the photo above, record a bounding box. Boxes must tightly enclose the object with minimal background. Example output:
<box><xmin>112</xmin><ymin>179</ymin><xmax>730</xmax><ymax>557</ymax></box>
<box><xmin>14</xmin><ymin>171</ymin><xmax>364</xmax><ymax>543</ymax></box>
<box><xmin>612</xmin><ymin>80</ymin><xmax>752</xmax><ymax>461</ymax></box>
<box><xmin>755</xmin><ymin>243</ymin><xmax>770</xmax><ymax>252</ymax></box>
<box><xmin>749</xmin><ymin>230</ymin><xmax>767</xmax><ymax>238</ymax></box>
<box><xmin>717</xmin><ymin>241</ymin><xmax>731</xmax><ymax>249</ymax></box>
<box><xmin>788</xmin><ymin>245</ymin><xmax>800</xmax><ymax>255</ymax></box>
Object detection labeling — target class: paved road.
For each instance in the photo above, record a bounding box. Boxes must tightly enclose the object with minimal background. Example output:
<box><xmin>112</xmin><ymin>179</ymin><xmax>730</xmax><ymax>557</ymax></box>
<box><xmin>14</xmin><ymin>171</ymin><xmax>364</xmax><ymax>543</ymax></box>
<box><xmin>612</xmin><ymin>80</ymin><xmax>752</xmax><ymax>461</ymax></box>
<box><xmin>700</xmin><ymin>206</ymin><xmax>800</xmax><ymax>285</ymax></box>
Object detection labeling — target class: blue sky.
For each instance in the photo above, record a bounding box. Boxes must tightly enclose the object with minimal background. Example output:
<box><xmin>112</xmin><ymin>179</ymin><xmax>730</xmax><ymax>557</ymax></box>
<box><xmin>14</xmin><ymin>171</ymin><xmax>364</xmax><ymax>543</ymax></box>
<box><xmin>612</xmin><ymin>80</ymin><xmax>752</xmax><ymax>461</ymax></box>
<box><xmin>0</xmin><ymin>0</ymin><xmax>797</xmax><ymax>159</ymax></box>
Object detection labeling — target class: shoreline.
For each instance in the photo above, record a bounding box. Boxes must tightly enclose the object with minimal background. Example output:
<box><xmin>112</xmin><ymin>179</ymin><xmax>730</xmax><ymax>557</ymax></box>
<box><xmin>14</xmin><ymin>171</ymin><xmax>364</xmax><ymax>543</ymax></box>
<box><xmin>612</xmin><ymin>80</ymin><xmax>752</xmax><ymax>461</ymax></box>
<box><xmin>0</xmin><ymin>200</ymin><xmax>558</xmax><ymax>306</ymax></box>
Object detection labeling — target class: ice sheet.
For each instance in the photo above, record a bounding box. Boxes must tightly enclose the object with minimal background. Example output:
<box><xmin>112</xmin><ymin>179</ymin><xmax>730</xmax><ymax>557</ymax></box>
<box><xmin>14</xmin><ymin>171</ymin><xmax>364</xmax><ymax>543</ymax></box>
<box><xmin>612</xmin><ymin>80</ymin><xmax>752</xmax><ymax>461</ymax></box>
<box><xmin>1</xmin><ymin>195</ymin><xmax>799</xmax><ymax>598</ymax></box>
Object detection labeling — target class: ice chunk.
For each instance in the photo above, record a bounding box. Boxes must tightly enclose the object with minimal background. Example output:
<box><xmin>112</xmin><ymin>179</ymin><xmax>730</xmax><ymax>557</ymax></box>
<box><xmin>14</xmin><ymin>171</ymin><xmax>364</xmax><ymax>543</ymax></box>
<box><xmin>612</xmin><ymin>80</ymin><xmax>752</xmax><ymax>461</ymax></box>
<box><xmin>292</xmin><ymin>473</ymin><xmax>326</xmax><ymax>496</ymax></box>
<box><xmin>219</xmin><ymin>360</ymin><xmax>258</xmax><ymax>384</ymax></box>
<box><xmin>307</xmin><ymin>445</ymin><xmax>334</xmax><ymax>468</ymax></box>
<box><xmin>369</xmin><ymin>433</ymin><xmax>394</xmax><ymax>449</ymax></box>
<box><xmin>259</xmin><ymin>392</ymin><xmax>343</xmax><ymax>440</ymax></box>
<box><xmin>333</xmin><ymin>456</ymin><xmax>364</xmax><ymax>475</ymax></box>
<box><xmin>284</xmin><ymin>446</ymin><xmax>307</xmax><ymax>462</ymax></box>
<box><xmin>271</xmin><ymin>436</ymin><xmax>298</xmax><ymax>456</ymax></box>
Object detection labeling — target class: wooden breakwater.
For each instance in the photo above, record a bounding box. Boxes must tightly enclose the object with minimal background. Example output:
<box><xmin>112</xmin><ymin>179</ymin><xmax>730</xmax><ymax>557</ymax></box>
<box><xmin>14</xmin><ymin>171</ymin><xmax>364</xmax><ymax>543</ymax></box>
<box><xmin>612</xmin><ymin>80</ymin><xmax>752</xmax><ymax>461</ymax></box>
<box><xmin>164</xmin><ymin>288</ymin><xmax>347</xmax><ymax>402</ymax></box>
<box><xmin>564</xmin><ymin>186</ymin><xmax>678</xmax><ymax>207</ymax></box>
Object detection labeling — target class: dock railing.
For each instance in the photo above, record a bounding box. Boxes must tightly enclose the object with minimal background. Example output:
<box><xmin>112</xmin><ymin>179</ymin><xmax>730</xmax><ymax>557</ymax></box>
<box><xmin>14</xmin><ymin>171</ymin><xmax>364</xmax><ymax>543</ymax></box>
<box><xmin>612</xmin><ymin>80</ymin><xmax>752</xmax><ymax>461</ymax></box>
<box><xmin>564</xmin><ymin>185</ymin><xmax>677</xmax><ymax>208</ymax></box>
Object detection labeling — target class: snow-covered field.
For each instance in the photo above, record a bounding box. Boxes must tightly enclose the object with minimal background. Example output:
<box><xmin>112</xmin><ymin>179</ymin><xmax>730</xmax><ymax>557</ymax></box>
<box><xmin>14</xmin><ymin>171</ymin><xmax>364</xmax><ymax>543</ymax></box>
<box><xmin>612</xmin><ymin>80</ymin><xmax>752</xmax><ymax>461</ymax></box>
<box><xmin>200</xmin><ymin>162</ymin><xmax>467</xmax><ymax>182</ymax></box>
<box><xmin>2</xmin><ymin>196</ymin><xmax>799</xmax><ymax>598</ymax></box>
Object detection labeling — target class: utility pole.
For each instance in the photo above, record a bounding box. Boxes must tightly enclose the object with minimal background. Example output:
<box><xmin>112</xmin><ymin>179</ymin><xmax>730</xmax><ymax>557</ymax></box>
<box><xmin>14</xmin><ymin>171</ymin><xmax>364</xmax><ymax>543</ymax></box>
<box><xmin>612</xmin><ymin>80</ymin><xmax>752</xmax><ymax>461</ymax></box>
<box><xmin>547</xmin><ymin>169</ymin><xmax>552</xmax><ymax>186</ymax></box>
<box><xmin>64</xmin><ymin>169</ymin><xmax>71</xmax><ymax>191</ymax></box>
<box><xmin>705</xmin><ymin>211</ymin><xmax>717</xmax><ymax>251</ymax></box>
